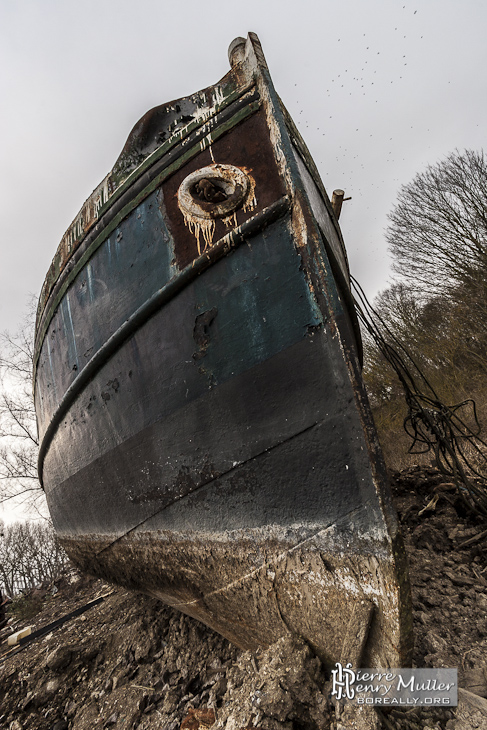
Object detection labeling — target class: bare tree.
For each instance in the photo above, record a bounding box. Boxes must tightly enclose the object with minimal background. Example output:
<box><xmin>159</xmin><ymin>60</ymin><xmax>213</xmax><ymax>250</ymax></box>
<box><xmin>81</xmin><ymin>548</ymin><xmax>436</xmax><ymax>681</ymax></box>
<box><xmin>387</xmin><ymin>149</ymin><xmax>487</xmax><ymax>301</ymax></box>
<box><xmin>0</xmin><ymin>300</ymin><xmax>44</xmax><ymax>514</ymax></box>
<box><xmin>374</xmin><ymin>149</ymin><xmax>487</xmax><ymax>472</ymax></box>
<box><xmin>0</xmin><ymin>520</ymin><xmax>68</xmax><ymax>596</ymax></box>
<box><xmin>364</xmin><ymin>282</ymin><xmax>487</xmax><ymax>399</ymax></box>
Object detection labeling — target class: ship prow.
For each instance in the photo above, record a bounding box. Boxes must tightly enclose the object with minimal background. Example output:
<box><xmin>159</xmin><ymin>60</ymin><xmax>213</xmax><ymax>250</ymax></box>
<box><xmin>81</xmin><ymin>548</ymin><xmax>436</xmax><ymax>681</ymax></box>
<box><xmin>34</xmin><ymin>33</ymin><xmax>412</xmax><ymax>670</ymax></box>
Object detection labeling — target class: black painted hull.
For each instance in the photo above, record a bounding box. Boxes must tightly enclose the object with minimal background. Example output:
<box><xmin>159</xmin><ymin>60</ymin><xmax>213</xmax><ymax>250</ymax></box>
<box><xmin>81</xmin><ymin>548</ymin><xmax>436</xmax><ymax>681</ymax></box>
<box><xmin>34</xmin><ymin>34</ymin><xmax>412</xmax><ymax>668</ymax></box>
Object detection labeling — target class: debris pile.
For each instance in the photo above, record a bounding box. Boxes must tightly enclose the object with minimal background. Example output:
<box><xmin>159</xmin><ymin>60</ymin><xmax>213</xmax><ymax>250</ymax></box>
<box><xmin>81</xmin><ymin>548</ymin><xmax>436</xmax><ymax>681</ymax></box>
<box><xmin>1</xmin><ymin>467</ymin><xmax>486</xmax><ymax>729</ymax></box>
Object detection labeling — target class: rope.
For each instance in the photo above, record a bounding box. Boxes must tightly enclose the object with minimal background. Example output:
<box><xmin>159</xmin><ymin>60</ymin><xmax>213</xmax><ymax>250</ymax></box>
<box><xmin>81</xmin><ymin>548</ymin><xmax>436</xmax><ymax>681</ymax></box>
<box><xmin>351</xmin><ymin>276</ymin><xmax>487</xmax><ymax>517</ymax></box>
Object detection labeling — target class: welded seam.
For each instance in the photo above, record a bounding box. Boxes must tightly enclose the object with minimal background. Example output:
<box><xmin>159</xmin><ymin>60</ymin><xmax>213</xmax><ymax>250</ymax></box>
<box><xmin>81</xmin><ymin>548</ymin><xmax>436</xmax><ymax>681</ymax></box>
<box><xmin>91</xmin><ymin>418</ymin><xmax>321</xmax><ymax>558</ymax></box>
<box><xmin>167</xmin><ymin>520</ymin><xmax>378</xmax><ymax>611</ymax></box>
<box><xmin>89</xmin><ymin>421</ymin><xmax>388</xmax><ymax>566</ymax></box>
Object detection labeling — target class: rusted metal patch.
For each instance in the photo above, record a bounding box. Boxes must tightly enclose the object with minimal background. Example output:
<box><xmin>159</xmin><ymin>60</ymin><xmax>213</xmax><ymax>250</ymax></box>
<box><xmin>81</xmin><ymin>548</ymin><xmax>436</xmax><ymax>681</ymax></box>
<box><xmin>192</xmin><ymin>308</ymin><xmax>218</xmax><ymax>361</ymax></box>
<box><xmin>33</xmin><ymin>97</ymin><xmax>262</xmax><ymax>373</ymax></box>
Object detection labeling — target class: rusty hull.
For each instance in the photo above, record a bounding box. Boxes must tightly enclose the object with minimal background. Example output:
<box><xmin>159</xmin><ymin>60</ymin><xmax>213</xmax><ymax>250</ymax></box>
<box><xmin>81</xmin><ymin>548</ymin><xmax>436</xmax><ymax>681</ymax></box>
<box><xmin>34</xmin><ymin>33</ymin><xmax>413</xmax><ymax>669</ymax></box>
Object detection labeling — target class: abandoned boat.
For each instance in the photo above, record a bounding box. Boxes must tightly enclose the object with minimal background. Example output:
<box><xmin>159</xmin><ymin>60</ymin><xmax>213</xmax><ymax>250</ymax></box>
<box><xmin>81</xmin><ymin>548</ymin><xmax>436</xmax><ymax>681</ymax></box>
<box><xmin>34</xmin><ymin>33</ymin><xmax>412</xmax><ymax>668</ymax></box>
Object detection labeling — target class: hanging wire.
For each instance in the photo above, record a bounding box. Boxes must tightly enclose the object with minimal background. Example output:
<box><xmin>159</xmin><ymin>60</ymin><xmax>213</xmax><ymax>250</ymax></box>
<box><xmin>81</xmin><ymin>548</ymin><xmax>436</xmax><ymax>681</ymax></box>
<box><xmin>351</xmin><ymin>276</ymin><xmax>487</xmax><ymax>517</ymax></box>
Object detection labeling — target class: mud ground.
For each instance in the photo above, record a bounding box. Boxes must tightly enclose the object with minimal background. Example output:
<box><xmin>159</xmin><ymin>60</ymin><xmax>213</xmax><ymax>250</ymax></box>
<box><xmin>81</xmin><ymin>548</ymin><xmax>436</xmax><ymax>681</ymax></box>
<box><xmin>1</xmin><ymin>467</ymin><xmax>486</xmax><ymax>730</ymax></box>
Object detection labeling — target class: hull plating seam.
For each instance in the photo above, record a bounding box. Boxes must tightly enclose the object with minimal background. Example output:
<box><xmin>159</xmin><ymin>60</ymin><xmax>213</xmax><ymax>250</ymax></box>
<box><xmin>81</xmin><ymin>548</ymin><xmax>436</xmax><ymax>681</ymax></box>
<box><xmin>37</xmin><ymin>196</ymin><xmax>291</xmax><ymax>487</ymax></box>
<box><xmin>86</xmin><ymin>420</ymin><xmax>327</xmax><ymax>561</ymax></box>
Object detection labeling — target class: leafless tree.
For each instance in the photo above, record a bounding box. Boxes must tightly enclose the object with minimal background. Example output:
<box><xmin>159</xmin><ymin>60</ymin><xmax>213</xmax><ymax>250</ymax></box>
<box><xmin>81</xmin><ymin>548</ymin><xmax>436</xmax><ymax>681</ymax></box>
<box><xmin>364</xmin><ymin>282</ymin><xmax>487</xmax><ymax>402</ymax></box>
<box><xmin>0</xmin><ymin>300</ymin><xmax>44</xmax><ymax>514</ymax></box>
<box><xmin>361</xmin><ymin>282</ymin><xmax>487</xmax><ymax>483</ymax></box>
<box><xmin>0</xmin><ymin>520</ymin><xmax>68</xmax><ymax>596</ymax></box>
<box><xmin>387</xmin><ymin>149</ymin><xmax>487</xmax><ymax>302</ymax></box>
<box><xmin>373</xmin><ymin>149</ymin><xmax>487</xmax><ymax>470</ymax></box>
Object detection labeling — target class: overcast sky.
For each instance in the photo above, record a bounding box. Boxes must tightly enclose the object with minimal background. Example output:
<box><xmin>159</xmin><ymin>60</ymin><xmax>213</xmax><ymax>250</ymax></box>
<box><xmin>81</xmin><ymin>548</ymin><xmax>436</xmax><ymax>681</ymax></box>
<box><xmin>1</xmin><ymin>0</ymin><xmax>486</xmax><ymax>337</ymax></box>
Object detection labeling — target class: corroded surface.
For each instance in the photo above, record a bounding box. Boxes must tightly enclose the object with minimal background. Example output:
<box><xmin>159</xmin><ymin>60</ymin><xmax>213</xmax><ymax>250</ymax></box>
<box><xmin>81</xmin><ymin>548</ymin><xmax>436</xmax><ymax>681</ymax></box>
<box><xmin>61</xmin><ymin>526</ymin><xmax>411</xmax><ymax>670</ymax></box>
<box><xmin>164</xmin><ymin>110</ymin><xmax>284</xmax><ymax>270</ymax></box>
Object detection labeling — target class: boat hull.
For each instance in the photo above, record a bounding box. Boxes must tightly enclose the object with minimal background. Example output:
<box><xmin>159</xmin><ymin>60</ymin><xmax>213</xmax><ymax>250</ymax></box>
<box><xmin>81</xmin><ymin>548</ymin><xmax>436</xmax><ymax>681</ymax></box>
<box><xmin>34</xmin><ymin>34</ymin><xmax>412</xmax><ymax>669</ymax></box>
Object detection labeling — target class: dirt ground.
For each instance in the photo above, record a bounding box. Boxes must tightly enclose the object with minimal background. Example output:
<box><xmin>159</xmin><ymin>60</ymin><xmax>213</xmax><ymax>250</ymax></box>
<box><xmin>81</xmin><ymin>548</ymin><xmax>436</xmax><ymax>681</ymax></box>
<box><xmin>1</xmin><ymin>467</ymin><xmax>487</xmax><ymax>730</ymax></box>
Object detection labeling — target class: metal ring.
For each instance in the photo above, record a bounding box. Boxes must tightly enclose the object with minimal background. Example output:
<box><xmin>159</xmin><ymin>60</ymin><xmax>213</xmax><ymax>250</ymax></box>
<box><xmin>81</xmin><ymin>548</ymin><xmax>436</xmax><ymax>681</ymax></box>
<box><xmin>178</xmin><ymin>164</ymin><xmax>250</xmax><ymax>219</ymax></box>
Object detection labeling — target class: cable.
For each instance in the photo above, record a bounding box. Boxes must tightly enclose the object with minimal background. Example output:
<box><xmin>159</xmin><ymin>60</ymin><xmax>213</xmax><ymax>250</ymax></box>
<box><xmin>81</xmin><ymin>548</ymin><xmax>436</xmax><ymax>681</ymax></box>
<box><xmin>351</xmin><ymin>276</ymin><xmax>487</xmax><ymax>517</ymax></box>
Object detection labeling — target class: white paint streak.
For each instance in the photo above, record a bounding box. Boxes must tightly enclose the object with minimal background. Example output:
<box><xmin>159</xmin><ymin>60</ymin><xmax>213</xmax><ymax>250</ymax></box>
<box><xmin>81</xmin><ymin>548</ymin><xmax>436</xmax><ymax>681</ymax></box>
<box><xmin>181</xmin><ymin>209</ymin><xmax>216</xmax><ymax>254</ymax></box>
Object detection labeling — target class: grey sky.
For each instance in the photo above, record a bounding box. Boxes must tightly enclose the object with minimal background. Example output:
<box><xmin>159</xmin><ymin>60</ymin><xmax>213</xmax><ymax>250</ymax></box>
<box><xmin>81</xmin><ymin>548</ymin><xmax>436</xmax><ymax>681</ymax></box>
<box><xmin>0</xmin><ymin>0</ymin><xmax>485</xmax><ymax>339</ymax></box>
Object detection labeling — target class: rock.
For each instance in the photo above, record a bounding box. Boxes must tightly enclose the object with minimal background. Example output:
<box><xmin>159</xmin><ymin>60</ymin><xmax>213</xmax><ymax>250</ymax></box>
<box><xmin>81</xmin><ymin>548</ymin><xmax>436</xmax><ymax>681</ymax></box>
<box><xmin>51</xmin><ymin>721</ymin><xmax>68</xmax><ymax>730</ymax></box>
<box><xmin>212</xmin><ymin>677</ymin><xmax>227</xmax><ymax>696</ymax></box>
<box><xmin>134</xmin><ymin>636</ymin><xmax>152</xmax><ymax>663</ymax></box>
<box><xmin>80</xmin><ymin>645</ymin><xmax>101</xmax><ymax>663</ymax></box>
<box><xmin>46</xmin><ymin>679</ymin><xmax>61</xmax><ymax>694</ymax></box>
<box><xmin>425</xmin><ymin>631</ymin><xmax>448</xmax><ymax>654</ymax></box>
<box><xmin>162</xmin><ymin>689</ymin><xmax>180</xmax><ymax>714</ymax></box>
<box><xmin>477</xmin><ymin>618</ymin><xmax>487</xmax><ymax>637</ymax></box>
<box><xmin>20</xmin><ymin>691</ymin><xmax>34</xmax><ymax>711</ymax></box>
<box><xmin>214</xmin><ymin>636</ymin><xmax>329</xmax><ymax>730</ymax></box>
<box><xmin>335</xmin><ymin>703</ymin><xmax>380</xmax><ymax>730</ymax></box>
<box><xmin>46</xmin><ymin>645</ymin><xmax>73</xmax><ymax>672</ymax></box>
<box><xmin>73</xmin><ymin>702</ymin><xmax>99</xmax><ymax>726</ymax></box>
<box><xmin>181</xmin><ymin>708</ymin><xmax>216</xmax><ymax>730</ymax></box>
<box><xmin>65</xmin><ymin>700</ymin><xmax>77</xmax><ymax>717</ymax></box>
<box><xmin>418</xmin><ymin>589</ymin><xmax>442</xmax><ymax>608</ymax></box>
<box><xmin>445</xmin><ymin>569</ymin><xmax>477</xmax><ymax>587</ymax></box>
<box><xmin>455</xmin><ymin>688</ymin><xmax>487</xmax><ymax>728</ymax></box>
<box><xmin>413</xmin><ymin>523</ymin><xmax>450</xmax><ymax>550</ymax></box>
<box><xmin>424</xmin><ymin>652</ymin><xmax>447</xmax><ymax>668</ymax></box>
